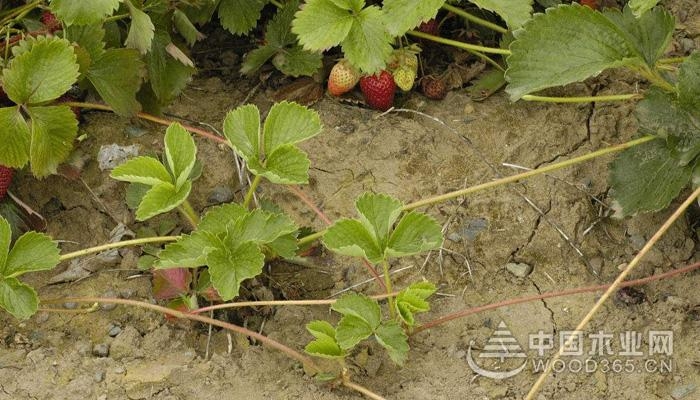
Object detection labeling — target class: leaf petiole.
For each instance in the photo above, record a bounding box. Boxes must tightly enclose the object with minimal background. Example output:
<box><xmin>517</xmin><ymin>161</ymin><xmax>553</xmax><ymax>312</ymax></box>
<box><xmin>178</xmin><ymin>200</ymin><xmax>200</xmax><ymax>229</ymax></box>
<box><xmin>58</xmin><ymin>236</ymin><xmax>180</xmax><ymax>262</ymax></box>
<box><xmin>381</xmin><ymin>260</ymin><xmax>396</xmax><ymax>318</ymax></box>
<box><xmin>441</xmin><ymin>3</ymin><xmax>508</xmax><ymax>34</ymax></box>
<box><xmin>406</xmin><ymin>30</ymin><xmax>511</xmax><ymax>55</ymax></box>
<box><xmin>243</xmin><ymin>174</ymin><xmax>262</xmax><ymax>209</ymax></box>
<box><xmin>521</xmin><ymin>93</ymin><xmax>641</xmax><ymax>103</ymax></box>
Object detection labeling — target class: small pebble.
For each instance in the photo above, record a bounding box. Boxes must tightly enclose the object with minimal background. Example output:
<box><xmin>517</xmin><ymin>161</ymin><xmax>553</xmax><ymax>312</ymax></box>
<box><xmin>334</xmin><ymin>122</ymin><xmax>357</xmax><ymax>134</ymax></box>
<box><xmin>101</xmin><ymin>290</ymin><xmax>118</xmax><ymax>311</ymax></box>
<box><xmin>671</xmin><ymin>383</ymin><xmax>697</xmax><ymax>400</ymax></box>
<box><xmin>505</xmin><ymin>262</ymin><xmax>533</xmax><ymax>278</ymax></box>
<box><xmin>92</xmin><ymin>343</ymin><xmax>110</xmax><ymax>358</ymax></box>
<box><xmin>108</xmin><ymin>325</ymin><xmax>122</xmax><ymax>337</ymax></box>
<box><xmin>589</xmin><ymin>256</ymin><xmax>604</xmax><ymax>273</ymax></box>
<box><xmin>207</xmin><ymin>185</ymin><xmax>235</xmax><ymax>204</ymax></box>
<box><xmin>94</xmin><ymin>371</ymin><xmax>106</xmax><ymax>383</ymax></box>
<box><xmin>63</xmin><ymin>302</ymin><xmax>78</xmax><ymax>309</ymax></box>
<box><xmin>113</xmin><ymin>366</ymin><xmax>125</xmax><ymax>374</ymax></box>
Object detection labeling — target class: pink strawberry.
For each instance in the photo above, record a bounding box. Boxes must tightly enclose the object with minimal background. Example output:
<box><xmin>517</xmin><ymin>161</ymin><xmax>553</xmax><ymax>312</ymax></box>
<box><xmin>41</xmin><ymin>11</ymin><xmax>60</xmax><ymax>33</ymax></box>
<box><xmin>417</xmin><ymin>19</ymin><xmax>439</xmax><ymax>36</ymax></box>
<box><xmin>328</xmin><ymin>60</ymin><xmax>360</xmax><ymax>96</ymax></box>
<box><xmin>359</xmin><ymin>71</ymin><xmax>396</xmax><ymax>111</ymax></box>
<box><xmin>421</xmin><ymin>75</ymin><xmax>447</xmax><ymax>100</ymax></box>
<box><xmin>0</xmin><ymin>166</ymin><xmax>14</xmax><ymax>200</ymax></box>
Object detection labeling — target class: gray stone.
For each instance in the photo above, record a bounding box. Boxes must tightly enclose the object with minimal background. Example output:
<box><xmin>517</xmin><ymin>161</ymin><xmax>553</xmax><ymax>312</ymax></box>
<box><xmin>92</xmin><ymin>343</ymin><xmax>110</xmax><ymax>358</ymax></box>
<box><xmin>93</xmin><ymin>371</ymin><xmax>106</xmax><ymax>383</ymax></box>
<box><xmin>110</xmin><ymin>326</ymin><xmax>142</xmax><ymax>360</ymax></box>
<box><xmin>671</xmin><ymin>384</ymin><xmax>697</xmax><ymax>400</ymax></box>
<box><xmin>505</xmin><ymin>262</ymin><xmax>533</xmax><ymax>278</ymax></box>
<box><xmin>207</xmin><ymin>185</ymin><xmax>235</xmax><ymax>204</ymax></box>
<box><xmin>108</xmin><ymin>325</ymin><xmax>122</xmax><ymax>338</ymax></box>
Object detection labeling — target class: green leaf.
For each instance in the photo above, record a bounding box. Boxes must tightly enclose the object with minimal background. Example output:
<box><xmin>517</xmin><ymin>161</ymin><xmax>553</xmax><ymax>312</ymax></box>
<box><xmin>322</xmin><ymin>219</ymin><xmax>384</xmax><ymax>263</ymax></box>
<box><xmin>256</xmin><ymin>145</ymin><xmax>311</xmax><ymax>184</ymax></box>
<box><xmin>263</xmin><ymin>101</ymin><xmax>322</xmax><ymax>155</ymax></box>
<box><xmin>3</xmin><ymin>232</ymin><xmax>60</xmax><ymax>278</ymax></box>
<box><xmin>0</xmin><ymin>107</ymin><xmax>30</xmax><ymax>168</ymax></box>
<box><xmin>335</xmin><ymin>314</ymin><xmax>374</xmax><ymax>350</ymax></box>
<box><xmin>382</xmin><ymin>0</ymin><xmax>445</xmax><ymax>36</ymax></box>
<box><xmin>506</xmin><ymin>4</ymin><xmax>640</xmax><ymax>100</ymax></box>
<box><xmin>375</xmin><ymin>320</ymin><xmax>409</xmax><ymax>365</ymax></box>
<box><xmin>145</xmin><ymin>32</ymin><xmax>196</xmax><ymax>105</ymax></box>
<box><xmin>173</xmin><ymin>9</ymin><xmax>202</xmax><ymax>47</ymax></box>
<box><xmin>3</xmin><ymin>37</ymin><xmax>79</xmax><ymax>105</ymax></box>
<box><xmin>164</xmin><ymin>123</ymin><xmax>197</xmax><ymax>190</ymax></box>
<box><xmin>266</xmin><ymin>233</ymin><xmax>299</xmax><ymax>259</ymax></box>
<box><xmin>609</xmin><ymin>139</ymin><xmax>694</xmax><ymax>218</ymax></box>
<box><xmin>340</xmin><ymin>6</ymin><xmax>393</xmax><ymax>74</ymax></box>
<box><xmin>125</xmin><ymin>0</ymin><xmax>155</xmax><ymax>54</ymax></box>
<box><xmin>331</xmin><ymin>292</ymin><xmax>381</xmax><ymax>329</ymax></box>
<box><xmin>111</xmin><ymin>156</ymin><xmax>172</xmax><ymax>186</ymax></box>
<box><xmin>266</xmin><ymin>0</ymin><xmax>299</xmax><ymax>47</ymax></box>
<box><xmin>27</xmin><ymin>106</ymin><xmax>79</xmax><ymax>177</ymax></box>
<box><xmin>355</xmin><ymin>192</ymin><xmax>403</xmax><ymax>245</ymax></box>
<box><xmin>218</xmin><ymin>0</ymin><xmax>267</xmax><ymax>35</ymax></box>
<box><xmin>387</xmin><ymin>211</ymin><xmax>443</xmax><ymax>258</ymax></box>
<box><xmin>470</xmin><ymin>0</ymin><xmax>533</xmax><ymax>29</ymax></box>
<box><xmin>604</xmin><ymin>6</ymin><xmax>674</xmax><ymax>66</ymax></box>
<box><xmin>240</xmin><ymin>46</ymin><xmax>278</xmax><ymax>76</ymax></box>
<box><xmin>395</xmin><ymin>281</ymin><xmax>436</xmax><ymax>326</ymax></box>
<box><xmin>223</xmin><ymin>104</ymin><xmax>260</xmax><ymax>161</ymax></box>
<box><xmin>305</xmin><ymin>320</ymin><xmax>345</xmax><ymax>359</ymax></box>
<box><xmin>64</xmin><ymin>23</ymin><xmax>107</xmax><ymax>61</ymax></box>
<box><xmin>271</xmin><ymin>46</ymin><xmax>323</xmax><ymax>77</ymax></box>
<box><xmin>0</xmin><ymin>277</ymin><xmax>38</xmax><ymax>320</ymax></box>
<box><xmin>136</xmin><ymin>181</ymin><xmax>192</xmax><ymax>221</ymax></box>
<box><xmin>230</xmin><ymin>210</ymin><xmax>298</xmax><ymax>245</ymax></box>
<box><xmin>292</xmin><ymin>0</ymin><xmax>355</xmax><ymax>51</ymax></box>
<box><xmin>678</xmin><ymin>52</ymin><xmax>700</xmax><ymax>109</ymax></box>
<box><xmin>155</xmin><ymin>231</ymin><xmax>220</xmax><ymax>268</ymax></box>
<box><xmin>628</xmin><ymin>0</ymin><xmax>659</xmax><ymax>17</ymax></box>
<box><xmin>198</xmin><ymin>203</ymin><xmax>248</xmax><ymax>235</ymax></box>
<box><xmin>0</xmin><ymin>218</ymin><xmax>11</xmax><ymax>271</ymax></box>
<box><xmin>86</xmin><ymin>48</ymin><xmax>145</xmax><ymax>116</ymax></box>
<box><xmin>207</xmin><ymin>241</ymin><xmax>265</xmax><ymax>300</ymax></box>
<box><xmin>50</xmin><ymin>0</ymin><xmax>120</xmax><ymax>25</ymax></box>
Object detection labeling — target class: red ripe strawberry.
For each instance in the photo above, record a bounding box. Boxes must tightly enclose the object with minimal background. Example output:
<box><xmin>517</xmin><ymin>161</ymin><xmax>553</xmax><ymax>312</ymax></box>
<box><xmin>0</xmin><ymin>166</ymin><xmax>14</xmax><ymax>200</ymax></box>
<box><xmin>41</xmin><ymin>10</ymin><xmax>60</xmax><ymax>33</ymax></box>
<box><xmin>421</xmin><ymin>76</ymin><xmax>447</xmax><ymax>100</ymax></box>
<box><xmin>359</xmin><ymin>71</ymin><xmax>396</xmax><ymax>111</ymax></box>
<box><xmin>579</xmin><ymin>0</ymin><xmax>598</xmax><ymax>9</ymax></box>
<box><xmin>417</xmin><ymin>19</ymin><xmax>439</xmax><ymax>36</ymax></box>
<box><xmin>328</xmin><ymin>60</ymin><xmax>360</xmax><ymax>96</ymax></box>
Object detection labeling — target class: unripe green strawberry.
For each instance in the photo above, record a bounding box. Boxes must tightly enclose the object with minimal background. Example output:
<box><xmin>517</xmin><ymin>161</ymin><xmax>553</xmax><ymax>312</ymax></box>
<box><xmin>393</xmin><ymin>66</ymin><xmax>416</xmax><ymax>92</ymax></box>
<box><xmin>0</xmin><ymin>165</ymin><xmax>14</xmax><ymax>200</ymax></box>
<box><xmin>327</xmin><ymin>60</ymin><xmax>360</xmax><ymax>96</ymax></box>
<box><xmin>359</xmin><ymin>70</ymin><xmax>396</xmax><ymax>111</ymax></box>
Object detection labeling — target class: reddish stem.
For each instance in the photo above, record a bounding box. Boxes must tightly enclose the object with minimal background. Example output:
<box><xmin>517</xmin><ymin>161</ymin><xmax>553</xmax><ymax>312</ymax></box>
<box><xmin>414</xmin><ymin>261</ymin><xmax>700</xmax><ymax>334</ymax></box>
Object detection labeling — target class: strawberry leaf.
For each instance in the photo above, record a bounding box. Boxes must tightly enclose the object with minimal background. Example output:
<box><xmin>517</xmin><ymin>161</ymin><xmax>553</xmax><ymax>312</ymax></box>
<box><xmin>322</xmin><ymin>219</ymin><xmax>384</xmax><ymax>263</ymax></box>
<box><xmin>208</xmin><ymin>241</ymin><xmax>265</xmax><ymax>301</ymax></box>
<box><xmin>292</xmin><ymin>0</ymin><xmax>355</xmax><ymax>51</ymax></box>
<box><xmin>382</xmin><ymin>0</ymin><xmax>445</xmax><ymax>36</ymax></box>
<box><xmin>0</xmin><ymin>277</ymin><xmax>38</xmax><ymax>320</ymax></box>
<box><xmin>50</xmin><ymin>0</ymin><xmax>120</xmax><ymax>26</ymax></box>
<box><xmin>506</xmin><ymin>4</ymin><xmax>641</xmax><ymax>100</ymax></box>
<box><xmin>355</xmin><ymin>193</ymin><xmax>403</xmax><ymax>244</ymax></box>
<box><xmin>27</xmin><ymin>106</ymin><xmax>79</xmax><ymax>177</ymax></box>
<box><xmin>394</xmin><ymin>281</ymin><xmax>436</xmax><ymax>326</ymax></box>
<box><xmin>386</xmin><ymin>211</ymin><xmax>443</xmax><ymax>258</ymax></box>
<box><xmin>0</xmin><ymin>108</ymin><xmax>30</xmax><ymax>168</ymax></box>
<box><xmin>609</xmin><ymin>139</ymin><xmax>694</xmax><ymax>218</ymax></box>
<box><xmin>271</xmin><ymin>46</ymin><xmax>322</xmax><ymax>77</ymax></box>
<box><xmin>305</xmin><ymin>320</ymin><xmax>345</xmax><ymax>359</ymax></box>
<box><xmin>164</xmin><ymin>123</ymin><xmax>197</xmax><ymax>190</ymax></box>
<box><xmin>339</xmin><ymin>5</ymin><xmax>393</xmax><ymax>74</ymax></box>
<box><xmin>124</xmin><ymin>0</ymin><xmax>155</xmax><ymax>54</ymax></box>
<box><xmin>263</xmin><ymin>101</ymin><xmax>322</xmax><ymax>154</ymax></box>
<box><xmin>603</xmin><ymin>5</ymin><xmax>674</xmax><ymax>66</ymax></box>
<box><xmin>136</xmin><ymin>181</ymin><xmax>192</xmax><ymax>221</ymax></box>
<box><xmin>240</xmin><ymin>46</ymin><xmax>278</xmax><ymax>76</ymax></box>
<box><xmin>152</xmin><ymin>268</ymin><xmax>192</xmax><ymax>300</ymax></box>
<box><xmin>86</xmin><ymin>48</ymin><xmax>145</xmax><ymax>116</ymax></box>
<box><xmin>229</xmin><ymin>210</ymin><xmax>298</xmax><ymax>245</ymax></box>
<box><xmin>628</xmin><ymin>0</ymin><xmax>659</xmax><ymax>17</ymax></box>
<box><xmin>111</xmin><ymin>156</ymin><xmax>172</xmax><ymax>186</ymax></box>
<box><xmin>331</xmin><ymin>293</ymin><xmax>381</xmax><ymax>329</ymax></box>
<box><xmin>198</xmin><ymin>203</ymin><xmax>248</xmax><ymax>234</ymax></box>
<box><xmin>145</xmin><ymin>32</ymin><xmax>196</xmax><ymax>106</ymax></box>
<box><xmin>375</xmin><ymin>320</ymin><xmax>409</xmax><ymax>365</ymax></box>
<box><xmin>0</xmin><ymin>218</ymin><xmax>9</xmax><ymax>270</ymax></box>
<box><xmin>218</xmin><ymin>0</ymin><xmax>268</xmax><ymax>35</ymax></box>
<box><xmin>470</xmin><ymin>0</ymin><xmax>533</xmax><ymax>29</ymax></box>
<box><xmin>223</xmin><ymin>104</ymin><xmax>260</xmax><ymax>162</ymax></box>
<box><xmin>254</xmin><ymin>144</ymin><xmax>311</xmax><ymax>184</ymax></box>
<box><xmin>173</xmin><ymin>10</ymin><xmax>203</xmax><ymax>47</ymax></box>
<box><xmin>3</xmin><ymin>36</ymin><xmax>79</xmax><ymax>105</ymax></box>
<box><xmin>64</xmin><ymin>23</ymin><xmax>107</xmax><ymax>62</ymax></box>
<box><xmin>336</xmin><ymin>314</ymin><xmax>375</xmax><ymax>349</ymax></box>
<box><xmin>3</xmin><ymin>232</ymin><xmax>60</xmax><ymax>278</ymax></box>
<box><xmin>156</xmin><ymin>231</ymin><xmax>220</xmax><ymax>269</ymax></box>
